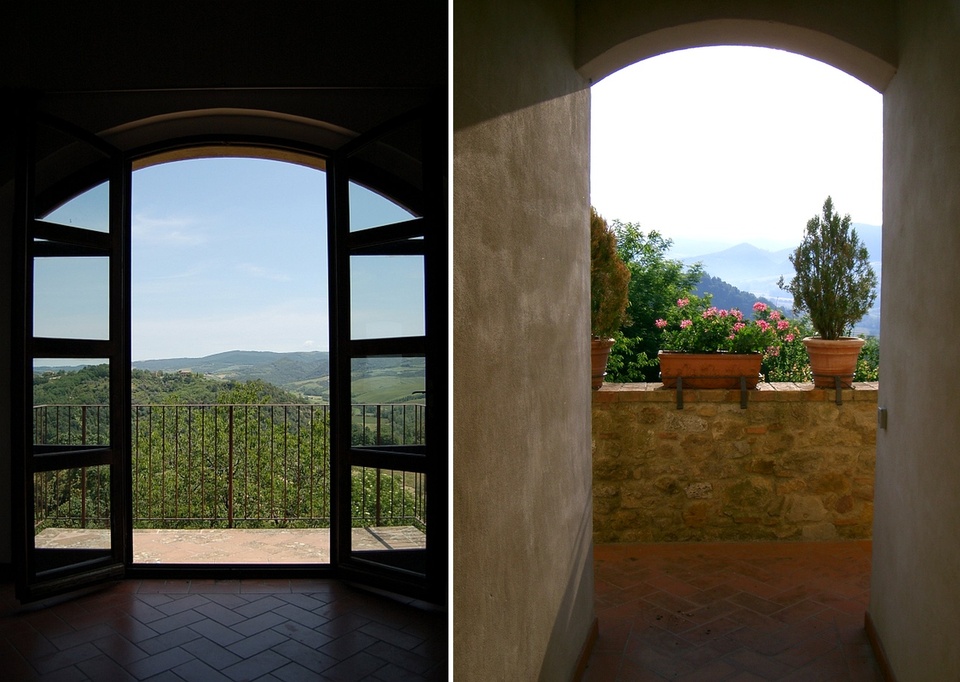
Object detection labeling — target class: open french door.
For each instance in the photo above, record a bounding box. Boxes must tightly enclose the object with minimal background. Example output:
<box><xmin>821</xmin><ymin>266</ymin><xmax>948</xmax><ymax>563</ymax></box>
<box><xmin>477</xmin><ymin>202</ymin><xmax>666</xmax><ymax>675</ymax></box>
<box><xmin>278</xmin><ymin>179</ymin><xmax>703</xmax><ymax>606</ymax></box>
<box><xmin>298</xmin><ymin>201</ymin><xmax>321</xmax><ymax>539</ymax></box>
<box><xmin>12</xmin><ymin>107</ymin><xmax>130</xmax><ymax>602</ymax></box>
<box><xmin>328</xmin><ymin>103</ymin><xmax>447</xmax><ymax>603</ymax></box>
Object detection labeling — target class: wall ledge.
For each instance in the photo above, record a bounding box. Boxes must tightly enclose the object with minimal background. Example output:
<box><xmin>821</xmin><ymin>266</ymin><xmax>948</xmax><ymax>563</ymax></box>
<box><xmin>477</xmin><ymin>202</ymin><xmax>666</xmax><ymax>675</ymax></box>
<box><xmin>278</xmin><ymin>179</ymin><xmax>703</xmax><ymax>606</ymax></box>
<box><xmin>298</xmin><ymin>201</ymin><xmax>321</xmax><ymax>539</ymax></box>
<box><xmin>594</xmin><ymin>382</ymin><xmax>879</xmax><ymax>405</ymax></box>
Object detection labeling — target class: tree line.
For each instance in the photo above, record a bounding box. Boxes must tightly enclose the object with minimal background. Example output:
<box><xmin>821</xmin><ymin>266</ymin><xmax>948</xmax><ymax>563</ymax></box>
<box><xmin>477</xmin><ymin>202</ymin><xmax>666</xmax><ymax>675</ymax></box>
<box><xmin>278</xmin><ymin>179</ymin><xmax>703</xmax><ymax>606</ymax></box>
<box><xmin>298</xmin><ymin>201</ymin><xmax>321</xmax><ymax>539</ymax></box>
<box><xmin>32</xmin><ymin>367</ymin><xmax>425</xmax><ymax>534</ymax></box>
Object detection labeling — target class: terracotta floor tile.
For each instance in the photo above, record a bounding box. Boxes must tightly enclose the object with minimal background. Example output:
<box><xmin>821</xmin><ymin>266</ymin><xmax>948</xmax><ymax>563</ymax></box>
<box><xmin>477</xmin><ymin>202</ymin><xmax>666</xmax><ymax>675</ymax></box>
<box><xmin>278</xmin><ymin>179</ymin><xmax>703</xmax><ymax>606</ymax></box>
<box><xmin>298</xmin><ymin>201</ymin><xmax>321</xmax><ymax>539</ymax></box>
<box><xmin>320</xmin><ymin>650</ymin><xmax>388</xmax><ymax>680</ymax></box>
<box><xmin>221</xmin><ymin>648</ymin><xmax>289</xmax><ymax>680</ymax></box>
<box><xmin>76</xmin><ymin>653</ymin><xmax>139</xmax><ymax>681</ymax></box>
<box><xmin>582</xmin><ymin>650</ymin><xmax>624</xmax><ymax>681</ymax></box>
<box><xmin>92</xmin><ymin>632</ymin><xmax>149</xmax><ymax>665</ymax></box>
<box><xmin>587</xmin><ymin>541</ymin><xmax>882</xmax><ymax>681</ymax></box>
<box><xmin>1</xmin><ymin>578</ymin><xmax>446</xmax><ymax>681</ymax></box>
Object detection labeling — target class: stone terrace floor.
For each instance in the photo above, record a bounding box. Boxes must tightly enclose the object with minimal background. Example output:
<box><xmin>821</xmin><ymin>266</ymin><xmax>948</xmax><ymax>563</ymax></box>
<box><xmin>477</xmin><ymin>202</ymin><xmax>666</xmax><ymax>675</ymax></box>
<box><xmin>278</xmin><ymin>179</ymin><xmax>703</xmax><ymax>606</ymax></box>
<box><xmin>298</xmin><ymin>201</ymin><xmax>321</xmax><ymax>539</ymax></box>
<box><xmin>35</xmin><ymin>527</ymin><xmax>426</xmax><ymax>564</ymax></box>
<box><xmin>583</xmin><ymin>540</ymin><xmax>882</xmax><ymax>681</ymax></box>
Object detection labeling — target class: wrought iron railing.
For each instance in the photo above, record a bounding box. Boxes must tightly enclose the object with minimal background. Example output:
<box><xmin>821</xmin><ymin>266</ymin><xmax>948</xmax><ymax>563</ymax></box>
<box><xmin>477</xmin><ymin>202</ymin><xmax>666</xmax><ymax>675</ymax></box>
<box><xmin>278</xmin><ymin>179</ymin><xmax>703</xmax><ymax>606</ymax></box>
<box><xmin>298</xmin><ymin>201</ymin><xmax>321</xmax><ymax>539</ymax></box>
<box><xmin>32</xmin><ymin>403</ymin><xmax>426</xmax><ymax>533</ymax></box>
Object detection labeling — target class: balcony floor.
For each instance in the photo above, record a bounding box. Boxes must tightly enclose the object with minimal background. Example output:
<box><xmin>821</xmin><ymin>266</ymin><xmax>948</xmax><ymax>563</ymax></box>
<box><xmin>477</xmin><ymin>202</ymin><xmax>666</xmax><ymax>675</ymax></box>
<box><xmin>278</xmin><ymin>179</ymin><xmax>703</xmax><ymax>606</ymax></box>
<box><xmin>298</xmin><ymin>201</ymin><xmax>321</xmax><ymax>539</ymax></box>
<box><xmin>584</xmin><ymin>540</ymin><xmax>882</xmax><ymax>681</ymax></box>
<box><xmin>35</xmin><ymin>527</ymin><xmax>426</xmax><ymax>564</ymax></box>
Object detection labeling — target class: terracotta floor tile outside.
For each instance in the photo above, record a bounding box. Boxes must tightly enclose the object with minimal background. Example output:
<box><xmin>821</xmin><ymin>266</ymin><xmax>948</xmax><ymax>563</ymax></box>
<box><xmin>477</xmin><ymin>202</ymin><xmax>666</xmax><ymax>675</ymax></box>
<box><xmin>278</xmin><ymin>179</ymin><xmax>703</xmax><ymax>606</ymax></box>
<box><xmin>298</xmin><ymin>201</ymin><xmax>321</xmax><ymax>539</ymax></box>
<box><xmin>585</xmin><ymin>540</ymin><xmax>883</xmax><ymax>681</ymax></box>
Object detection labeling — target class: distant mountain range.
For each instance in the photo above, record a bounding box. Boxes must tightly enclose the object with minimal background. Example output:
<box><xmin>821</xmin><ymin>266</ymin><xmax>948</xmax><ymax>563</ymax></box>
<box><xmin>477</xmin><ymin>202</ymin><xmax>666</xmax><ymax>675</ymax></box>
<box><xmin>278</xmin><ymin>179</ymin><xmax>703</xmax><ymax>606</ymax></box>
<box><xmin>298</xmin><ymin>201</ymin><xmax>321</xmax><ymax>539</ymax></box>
<box><xmin>678</xmin><ymin>223</ymin><xmax>881</xmax><ymax>337</ymax></box>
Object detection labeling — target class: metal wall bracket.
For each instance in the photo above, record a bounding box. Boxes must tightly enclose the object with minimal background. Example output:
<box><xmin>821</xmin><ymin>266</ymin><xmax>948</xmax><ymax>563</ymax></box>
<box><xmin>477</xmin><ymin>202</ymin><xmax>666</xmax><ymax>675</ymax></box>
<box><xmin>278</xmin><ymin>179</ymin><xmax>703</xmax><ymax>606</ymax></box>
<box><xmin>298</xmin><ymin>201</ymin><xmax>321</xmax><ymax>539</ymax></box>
<box><xmin>673</xmin><ymin>375</ymin><xmax>750</xmax><ymax>410</ymax></box>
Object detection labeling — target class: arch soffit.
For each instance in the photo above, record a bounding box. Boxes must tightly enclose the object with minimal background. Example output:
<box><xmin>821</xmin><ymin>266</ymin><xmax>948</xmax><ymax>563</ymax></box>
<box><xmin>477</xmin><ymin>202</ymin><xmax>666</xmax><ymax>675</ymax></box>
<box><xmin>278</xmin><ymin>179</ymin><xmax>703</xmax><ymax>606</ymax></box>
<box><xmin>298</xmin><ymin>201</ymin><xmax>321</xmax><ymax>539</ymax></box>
<box><xmin>577</xmin><ymin>19</ymin><xmax>897</xmax><ymax>93</ymax></box>
<box><xmin>101</xmin><ymin>108</ymin><xmax>357</xmax><ymax>165</ymax></box>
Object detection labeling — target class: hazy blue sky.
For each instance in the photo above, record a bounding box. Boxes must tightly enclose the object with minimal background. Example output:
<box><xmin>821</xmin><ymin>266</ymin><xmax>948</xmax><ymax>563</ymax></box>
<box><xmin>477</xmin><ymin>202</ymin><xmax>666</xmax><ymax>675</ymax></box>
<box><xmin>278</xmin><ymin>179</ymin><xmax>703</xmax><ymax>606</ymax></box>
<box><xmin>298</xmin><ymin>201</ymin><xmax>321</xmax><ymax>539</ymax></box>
<box><xmin>42</xmin><ymin>156</ymin><xmax>417</xmax><ymax>361</ymax></box>
<box><xmin>591</xmin><ymin>46</ymin><xmax>882</xmax><ymax>255</ymax></box>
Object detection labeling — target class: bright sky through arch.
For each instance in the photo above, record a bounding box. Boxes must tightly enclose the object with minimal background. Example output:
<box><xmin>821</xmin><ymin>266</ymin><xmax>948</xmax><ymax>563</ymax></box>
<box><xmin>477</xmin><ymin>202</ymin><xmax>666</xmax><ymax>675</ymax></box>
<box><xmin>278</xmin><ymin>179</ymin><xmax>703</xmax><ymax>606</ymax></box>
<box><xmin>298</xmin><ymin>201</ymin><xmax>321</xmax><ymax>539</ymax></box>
<box><xmin>590</xmin><ymin>46</ymin><xmax>882</xmax><ymax>255</ymax></box>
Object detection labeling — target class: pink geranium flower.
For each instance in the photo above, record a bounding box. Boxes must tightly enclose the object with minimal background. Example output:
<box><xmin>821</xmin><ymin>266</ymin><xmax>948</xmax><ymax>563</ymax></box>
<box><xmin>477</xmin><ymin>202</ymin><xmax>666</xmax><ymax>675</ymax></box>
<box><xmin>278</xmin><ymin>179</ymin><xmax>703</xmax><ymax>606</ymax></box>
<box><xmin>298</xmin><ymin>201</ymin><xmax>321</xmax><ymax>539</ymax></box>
<box><xmin>658</xmin><ymin>295</ymin><xmax>798</xmax><ymax>357</ymax></box>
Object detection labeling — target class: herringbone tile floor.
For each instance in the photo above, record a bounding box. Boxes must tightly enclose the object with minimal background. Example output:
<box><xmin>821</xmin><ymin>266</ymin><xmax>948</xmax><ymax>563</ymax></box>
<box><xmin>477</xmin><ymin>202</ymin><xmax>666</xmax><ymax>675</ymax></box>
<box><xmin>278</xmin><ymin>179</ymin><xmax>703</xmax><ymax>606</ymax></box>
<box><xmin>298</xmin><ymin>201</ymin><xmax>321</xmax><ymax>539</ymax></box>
<box><xmin>0</xmin><ymin>578</ymin><xmax>446</xmax><ymax>681</ymax></box>
<box><xmin>584</xmin><ymin>540</ymin><xmax>882</xmax><ymax>681</ymax></box>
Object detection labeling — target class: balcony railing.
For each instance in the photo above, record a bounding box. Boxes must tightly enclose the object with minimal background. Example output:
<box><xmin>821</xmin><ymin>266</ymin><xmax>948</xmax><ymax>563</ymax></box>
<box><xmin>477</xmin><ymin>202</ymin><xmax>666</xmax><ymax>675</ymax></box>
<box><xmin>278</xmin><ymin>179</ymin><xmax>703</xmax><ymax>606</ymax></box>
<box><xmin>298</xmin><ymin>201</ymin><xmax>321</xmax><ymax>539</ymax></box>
<box><xmin>31</xmin><ymin>403</ymin><xmax>426</xmax><ymax>533</ymax></box>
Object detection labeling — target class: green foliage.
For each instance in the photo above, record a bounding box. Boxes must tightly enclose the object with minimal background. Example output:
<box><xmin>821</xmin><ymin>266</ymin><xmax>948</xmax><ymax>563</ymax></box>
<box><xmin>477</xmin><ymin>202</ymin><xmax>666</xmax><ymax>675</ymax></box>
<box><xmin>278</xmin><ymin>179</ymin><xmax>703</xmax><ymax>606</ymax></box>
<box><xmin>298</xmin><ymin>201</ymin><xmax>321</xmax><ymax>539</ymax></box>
<box><xmin>855</xmin><ymin>336</ymin><xmax>880</xmax><ymax>381</ymax></box>
<box><xmin>695</xmin><ymin>274</ymin><xmax>778</xmax><ymax>313</ymax></box>
<box><xmin>590</xmin><ymin>207</ymin><xmax>631</xmax><ymax>338</ymax></box>
<box><xmin>130</xmin><ymin>403</ymin><xmax>332</xmax><ymax>528</ymax></box>
<box><xmin>32</xmin><ymin>367</ymin><xmax>427</xmax><ymax>531</ymax></box>
<box><xmin>762</xmin><ymin>317</ymin><xmax>814</xmax><ymax>382</ymax></box>
<box><xmin>778</xmin><ymin>196</ymin><xmax>878</xmax><ymax>339</ymax></box>
<box><xmin>606</xmin><ymin>221</ymin><xmax>703</xmax><ymax>382</ymax></box>
<box><xmin>217</xmin><ymin>378</ymin><xmax>304</xmax><ymax>405</ymax></box>
<box><xmin>351</xmin><ymin>468</ymin><xmax>424</xmax><ymax>530</ymax></box>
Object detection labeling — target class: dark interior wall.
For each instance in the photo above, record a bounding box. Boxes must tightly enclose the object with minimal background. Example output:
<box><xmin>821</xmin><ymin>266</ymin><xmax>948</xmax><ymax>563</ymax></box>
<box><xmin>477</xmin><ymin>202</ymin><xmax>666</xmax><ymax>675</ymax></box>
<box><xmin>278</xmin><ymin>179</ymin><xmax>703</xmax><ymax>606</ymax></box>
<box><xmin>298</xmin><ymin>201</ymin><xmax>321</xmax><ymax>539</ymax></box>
<box><xmin>1</xmin><ymin>3</ymin><xmax>446</xmax><ymax>88</ymax></box>
<box><xmin>0</xmin><ymin>1</ymin><xmax>447</xmax><ymax>567</ymax></box>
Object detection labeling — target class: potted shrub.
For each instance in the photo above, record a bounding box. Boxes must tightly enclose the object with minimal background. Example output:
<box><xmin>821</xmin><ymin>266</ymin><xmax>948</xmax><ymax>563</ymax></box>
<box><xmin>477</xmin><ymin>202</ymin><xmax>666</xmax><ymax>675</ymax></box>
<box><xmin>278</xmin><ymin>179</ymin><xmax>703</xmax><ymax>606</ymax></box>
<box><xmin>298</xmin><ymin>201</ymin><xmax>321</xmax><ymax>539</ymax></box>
<box><xmin>778</xmin><ymin>196</ymin><xmax>878</xmax><ymax>388</ymax></box>
<box><xmin>590</xmin><ymin>207</ymin><xmax>630</xmax><ymax>389</ymax></box>
<box><xmin>656</xmin><ymin>296</ymin><xmax>798</xmax><ymax>388</ymax></box>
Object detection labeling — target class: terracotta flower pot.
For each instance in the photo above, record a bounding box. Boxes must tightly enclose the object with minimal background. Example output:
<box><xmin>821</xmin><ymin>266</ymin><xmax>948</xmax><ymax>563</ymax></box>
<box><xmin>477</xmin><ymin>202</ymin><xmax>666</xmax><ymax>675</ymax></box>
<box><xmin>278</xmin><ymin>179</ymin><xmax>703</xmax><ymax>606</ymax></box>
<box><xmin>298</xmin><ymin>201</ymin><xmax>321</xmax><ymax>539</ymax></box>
<box><xmin>802</xmin><ymin>337</ymin><xmax>865</xmax><ymax>388</ymax></box>
<box><xmin>658</xmin><ymin>351</ymin><xmax>762</xmax><ymax>389</ymax></box>
<box><xmin>591</xmin><ymin>338</ymin><xmax>616</xmax><ymax>389</ymax></box>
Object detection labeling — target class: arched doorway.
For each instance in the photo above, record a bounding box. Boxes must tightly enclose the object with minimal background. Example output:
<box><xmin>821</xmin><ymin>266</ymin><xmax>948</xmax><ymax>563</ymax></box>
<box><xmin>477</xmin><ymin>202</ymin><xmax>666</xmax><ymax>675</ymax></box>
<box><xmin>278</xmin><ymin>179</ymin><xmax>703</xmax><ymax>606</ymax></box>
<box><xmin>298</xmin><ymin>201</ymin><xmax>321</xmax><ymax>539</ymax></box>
<box><xmin>453</xmin><ymin>3</ymin><xmax>900</xmax><ymax>679</ymax></box>
<box><xmin>12</xmin><ymin>104</ymin><xmax>447</xmax><ymax>604</ymax></box>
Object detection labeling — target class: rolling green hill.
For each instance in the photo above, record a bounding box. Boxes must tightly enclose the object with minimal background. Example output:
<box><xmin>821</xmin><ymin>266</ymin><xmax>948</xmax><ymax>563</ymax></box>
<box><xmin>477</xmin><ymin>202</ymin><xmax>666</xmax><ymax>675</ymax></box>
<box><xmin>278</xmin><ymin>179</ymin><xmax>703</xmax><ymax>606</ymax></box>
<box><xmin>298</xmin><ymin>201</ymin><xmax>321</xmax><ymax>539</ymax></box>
<box><xmin>35</xmin><ymin>351</ymin><xmax>425</xmax><ymax>405</ymax></box>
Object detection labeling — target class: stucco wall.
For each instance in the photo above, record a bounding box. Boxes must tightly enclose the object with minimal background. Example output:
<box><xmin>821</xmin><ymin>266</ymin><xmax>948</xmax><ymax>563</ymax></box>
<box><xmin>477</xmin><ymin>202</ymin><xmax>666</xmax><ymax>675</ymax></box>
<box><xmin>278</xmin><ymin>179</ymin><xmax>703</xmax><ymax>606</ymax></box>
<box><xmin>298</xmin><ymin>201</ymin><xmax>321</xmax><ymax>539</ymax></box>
<box><xmin>594</xmin><ymin>384</ymin><xmax>877</xmax><ymax>543</ymax></box>
<box><xmin>870</xmin><ymin>1</ymin><xmax>960</xmax><ymax>679</ymax></box>
<box><xmin>453</xmin><ymin>1</ymin><xmax>596</xmax><ymax>680</ymax></box>
<box><xmin>575</xmin><ymin>0</ymin><xmax>897</xmax><ymax>90</ymax></box>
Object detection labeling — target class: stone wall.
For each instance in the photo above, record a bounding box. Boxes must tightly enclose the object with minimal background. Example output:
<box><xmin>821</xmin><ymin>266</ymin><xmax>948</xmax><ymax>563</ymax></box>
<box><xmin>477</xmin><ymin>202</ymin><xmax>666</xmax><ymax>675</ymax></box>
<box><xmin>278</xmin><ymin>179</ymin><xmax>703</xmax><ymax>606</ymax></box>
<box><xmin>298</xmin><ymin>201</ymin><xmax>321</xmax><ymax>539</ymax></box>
<box><xmin>593</xmin><ymin>382</ymin><xmax>878</xmax><ymax>543</ymax></box>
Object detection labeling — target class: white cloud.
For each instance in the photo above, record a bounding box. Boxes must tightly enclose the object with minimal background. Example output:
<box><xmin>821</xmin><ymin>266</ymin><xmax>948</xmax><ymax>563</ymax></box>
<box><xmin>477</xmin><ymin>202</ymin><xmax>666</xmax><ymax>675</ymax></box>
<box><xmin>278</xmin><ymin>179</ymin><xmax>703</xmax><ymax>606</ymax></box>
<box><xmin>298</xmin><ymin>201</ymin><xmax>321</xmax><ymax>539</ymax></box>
<box><xmin>235</xmin><ymin>263</ymin><xmax>293</xmax><ymax>282</ymax></box>
<box><xmin>133</xmin><ymin>213</ymin><xmax>208</xmax><ymax>246</ymax></box>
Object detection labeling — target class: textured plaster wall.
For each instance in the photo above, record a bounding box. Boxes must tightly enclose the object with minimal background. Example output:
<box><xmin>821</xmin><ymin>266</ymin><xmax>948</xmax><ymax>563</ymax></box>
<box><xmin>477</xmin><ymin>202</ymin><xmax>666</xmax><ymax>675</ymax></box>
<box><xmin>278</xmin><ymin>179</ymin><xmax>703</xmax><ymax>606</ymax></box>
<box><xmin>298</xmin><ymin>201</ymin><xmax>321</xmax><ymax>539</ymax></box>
<box><xmin>869</xmin><ymin>1</ymin><xmax>960</xmax><ymax>679</ymax></box>
<box><xmin>453</xmin><ymin>1</ymin><xmax>595</xmax><ymax>679</ymax></box>
<box><xmin>593</xmin><ymin>384</ymin><xmax>877</xmax><ymax>543</ymax></box>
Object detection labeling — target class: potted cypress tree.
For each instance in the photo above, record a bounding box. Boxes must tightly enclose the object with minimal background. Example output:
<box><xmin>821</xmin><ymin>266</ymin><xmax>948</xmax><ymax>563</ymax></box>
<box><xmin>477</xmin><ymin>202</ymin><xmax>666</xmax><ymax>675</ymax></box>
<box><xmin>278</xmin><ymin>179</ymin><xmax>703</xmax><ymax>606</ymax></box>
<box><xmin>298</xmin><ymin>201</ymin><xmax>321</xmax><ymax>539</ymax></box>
<box><xmin>590</xmin><ymin>207</ymin><xmax>630</xmax><ymax>389</ymax></box>
<box><xmin>778</xmin><ymin>196</ymin><xmax>878</xmax><ymax>388</ymax></box>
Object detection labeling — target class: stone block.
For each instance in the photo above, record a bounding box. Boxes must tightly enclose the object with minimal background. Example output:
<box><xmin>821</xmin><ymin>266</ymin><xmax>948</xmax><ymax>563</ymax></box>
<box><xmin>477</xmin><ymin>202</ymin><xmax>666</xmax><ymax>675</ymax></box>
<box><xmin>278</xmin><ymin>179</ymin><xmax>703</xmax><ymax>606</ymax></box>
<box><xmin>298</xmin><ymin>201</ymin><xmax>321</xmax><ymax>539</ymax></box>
<box><xmin>682</xmin><ymin>501</ymin><xmax>712</xmax><ymax>527</ymax></box>
<box><xmin>783</xmin><ymin>495</ymin><xmax>829</xmax><ymax>523</ymax></box>
<box><xmin>745</xmin><ymin>458</ymin><xmax>777</xmax><ymax>475</ymax></box>
<box><xmin>801</xmin><ymin>522</ymin><xmax>839</xmax><ymax>540</ymax></box>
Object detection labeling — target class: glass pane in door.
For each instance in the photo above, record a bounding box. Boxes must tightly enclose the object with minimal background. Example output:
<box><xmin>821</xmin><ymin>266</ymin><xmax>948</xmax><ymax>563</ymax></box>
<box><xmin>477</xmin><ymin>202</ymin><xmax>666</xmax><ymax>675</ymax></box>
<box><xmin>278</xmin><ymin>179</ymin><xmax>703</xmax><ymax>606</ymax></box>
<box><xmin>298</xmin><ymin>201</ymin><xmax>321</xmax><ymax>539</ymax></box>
<box><xmin>350</xmin><ymin>255</ymin><xmax>425</xmax><ymax>340</ymax></box>
<box><xmin>33</xmin><ymin>358</ymin><xmax>111</xmax><ymax>447</ymax></box>
<box><xmin>349</xmin><ymin>181</ymin><xmax>415</xmax><ymax>232</ymax></box>
<box><xmin>32</xmin><ymin>464</ymin><xmax>113</xmax><ymax>575</ymax></box>
<box><xmin>351</xmin><ymin>465</ymin><xmax>426</xmax><ymax>563</ymax></box>
<box><xmin>42</xmin><ymin>181</ymin><xmax>111</xmax><ymax>233</ymax></box>
<box><xmin>351</xmin><ymin>355</ymin><xmax>426</xmax><ymax>436</ymax></box>
<box><xmin>34</xmin><ymin>256</ymin><xmax>110</xmax><ymax>340</ymax></box>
